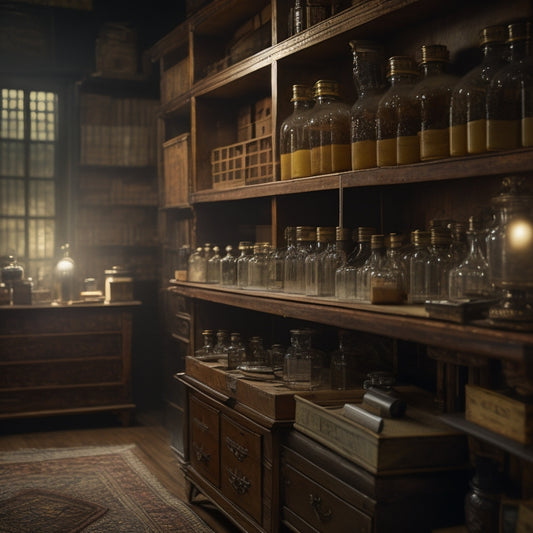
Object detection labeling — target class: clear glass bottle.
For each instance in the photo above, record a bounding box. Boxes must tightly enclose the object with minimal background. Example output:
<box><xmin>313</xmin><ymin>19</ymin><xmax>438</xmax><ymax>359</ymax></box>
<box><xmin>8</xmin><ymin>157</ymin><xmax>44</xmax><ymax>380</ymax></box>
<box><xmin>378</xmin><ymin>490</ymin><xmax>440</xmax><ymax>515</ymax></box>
<box><xmin>376</xmin><ymin>55</ymin><xmax>420</xmax><ymax>166</ymax></box>
<box><xmin>408</xmin><ymin>230</ymin><xmax>431</xmax><ymax>303</ymax></box>
<box><xmin>227</xmin><ymin>332</ymin><xmax>246</xmax><ymax>370</ymax></box>
<box><xmin>195</xmin><ymin>329</ymin><xmax>215</xmax><ymax>359</ymax></box>
<box><xmin>449</xmin><ymin>216</ymin><xmax>490</xmax><ymax>300</ymax></box>
<box><xmin>266</xmin><ymin>245</ymin><xmax>285</xmax><ymax>292</ymax></box>
<box><xmin>370</xmin><ymin>232</ymin><xmax>406</xmax><ymax>304</ymax></box>
<box><xmin>450</xmin><ymin>25</ymin><xmax>508</xmax><ymax>156</ymax></box>
<box><xmin>308</xmin><ymin>79</ymin><xmax>351</xmax><ymax>176</ymax></box>
<box><xmin>247</xmin><ymin>336</ymin><xmax>268</xmax><ymax>367</ymax></box>
<box><xmin>280</xmin><ymin>84</ymin><xmax>314</xmax><ymax>180</ymax></box>
<box><xmin>269</xmin><ymin>343</ymin><xmax>285</xmax><ymax>369</ymax></box>
<box><xmin>236</xmin><ymin>241</ymin><xmax>253</xmax><ymax>289</ymax></box>
<box><xmin>220</xmin><ymin>245</ymin><xmax>237</xmax><ymax>287</ymax></box>
<box><xmin>283</xmin><ymin>329</ymin><xmax>323</xmax><ymax>390</ymax></box>
<box><xmin>357</xmin><ymin>234</ymin><xmax>387</xmax><ymax>303</ymax></box>
<box><xmin>320</xmin><ymin>229</ymin><xmax>345</xmax><ymax>297</ymax></box>
<box><xmin>450</xmin><ymin>221</ymin><xmax>468</xmax><ymax>266</ymax></box>
<box><xmin>248</xmin><ymin>242</ymin><xmax>270</xmax><ymax>290</ymax></box>
<box><xmin>55</xmin><ymin>243</ymin><xmax>75</xmax><ymax>304</ymax></box>
<box><xmin>335</xmin><ymin>226</ymin><xmax>353</xmax><ymax>261</ymax></box>
<box><xmin>487</xmin><ymin>21</ymin><xmax>533</xmax><ymax>150</ymax></box>
<box><xmin>213</xmin><ymin>329</ymin><xmax>230</xmax><ymax>356</ymax></box>
<box><xmin>425</xmin><ymin>227</ymin><xmax>453</xmax><ymax>301</ymax></box>
<box><xmin>413</xmin><ymin>44</ymin><xmax>458</xmax><ymax>161</ymax></box>
<box><xmin>285</xmin><ymin>226</ymin><xmax>316</xmax><ymax>294</ymax></box>
<box><xmin>349</xmin><ymin>40</ymin><xmax>386</xmax><ymax>170</ymax></box>
<box><xmin>206</xmin><ymin>245</ymin><xmax>221</xmax><ymax>284</ymax></box>
<box><xmin>305</xmin><ymin>226</ymin><xmax>335</xmax><ymax>296</ymax></box>
<box><xmin>330</xmin><ymin>331</ymin><xmax>357</xmax><ymax>390</ymax></box>
<box><xmin>188</xmin><ymin>246</ymin><xmax>207</xmax><ymax>282</ymax></box>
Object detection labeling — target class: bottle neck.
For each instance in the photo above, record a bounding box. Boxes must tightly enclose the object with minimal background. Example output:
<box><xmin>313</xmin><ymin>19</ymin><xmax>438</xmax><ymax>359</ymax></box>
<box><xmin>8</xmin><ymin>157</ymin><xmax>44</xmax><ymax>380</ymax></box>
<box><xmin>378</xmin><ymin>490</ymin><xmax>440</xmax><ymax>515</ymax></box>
<box><xmin>421</xmin><ymin>61</ymin><xmax>446</xmax><ymax>77</ymax></box>
<box><xmin>509</xmin><ymin>39</ymin><xmax>532</xmax><ymax>62</ymax></box>
<box><xmin>388</xmin><ymin>73</ymin><xmax>418</xmax><ymax>86</ymax></box>
<box><xmin>482</xmin><ymin>41</ymin><xmax>507</xmax><ymax>60</ymax></box>
<box><xmin>293</xmin><ymin>99</ymin><xmax>312</xmax><ymax>111</ymax></box>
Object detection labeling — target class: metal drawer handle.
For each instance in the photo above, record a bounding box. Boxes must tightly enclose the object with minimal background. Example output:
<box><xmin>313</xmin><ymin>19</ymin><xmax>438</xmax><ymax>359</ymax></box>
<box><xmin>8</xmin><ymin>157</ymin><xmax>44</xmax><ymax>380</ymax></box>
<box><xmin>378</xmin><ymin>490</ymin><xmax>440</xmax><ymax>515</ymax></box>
<box><xmin>227</xmin><ymin>467</ymin><xmax>251</xmax><ymax>495</ymax></box>
<box><xmin>192</xmin><ymin>442</ymin><xmax>210</xmax><ymax>465</ymax></box>
<box><xmin>193</xmin><ymin>417</ymin><xmax>209</xmax><ymax>432</ymax></box>
<box><xmin>309</xmin><ymin>494</ymin><xmax>333</xmax><ymax>523</ymax></box>
<box><xmin>225</xmin><ymin>436</ymin><xmax>248</xmax><ymax>461</ymax></box>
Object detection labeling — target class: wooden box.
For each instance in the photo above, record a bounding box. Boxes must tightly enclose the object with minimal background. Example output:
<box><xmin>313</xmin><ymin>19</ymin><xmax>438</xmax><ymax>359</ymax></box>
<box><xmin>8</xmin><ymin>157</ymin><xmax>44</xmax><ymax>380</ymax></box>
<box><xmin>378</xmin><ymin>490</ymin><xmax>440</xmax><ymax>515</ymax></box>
<box><xmin>465</xmin><ymin>384</ymin><xmax>533</xmax><ymax>445</ymax></box>
<box><xmin>163</xmin><ymin>133</ymin><xmax>191</xmax><ymax>207</ymax></box>
<box><xmin>293</xmin><ymin>388</ymin><xmax>467</xmax><ymax>474</ymax></box>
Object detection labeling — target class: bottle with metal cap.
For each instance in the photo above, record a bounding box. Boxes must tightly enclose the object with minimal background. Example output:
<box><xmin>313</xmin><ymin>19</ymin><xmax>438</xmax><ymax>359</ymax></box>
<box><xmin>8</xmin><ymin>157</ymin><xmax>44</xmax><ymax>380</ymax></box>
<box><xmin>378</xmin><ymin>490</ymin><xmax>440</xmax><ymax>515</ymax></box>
<box><xmin>349</xmin><ymin>40</ymin><xmax>386</xmax><ymax>170</ymax></box>
<box><xmin>195</xmin><ymin>329</ymin><xmax>215</xmax><ymax>359</ymax></box>
<box><xmin>220</xmin><ymin>245</ymin><xmax>237</xmax><ymax>287</ymax></box>
<box><xmin>206</xmin><ymin>245</ymin><xmax>221</xmax><ymax>284</ymax></box>
<box><xmin>376</xmin><ymin>55</ymin><xmax>420</xmax><ymax>166</ymax></box>
<box><xmin>236</xmin><ymin>241</ymin><xmax>253</xmax><ymax>289</ymax></box>
<box><xmin>412</xmin><ymin>44</ymin><xmax>458</xmax><ymax>161</ymax></box>
<box><xmin>487</xmin><ymin>21</ymin><xmax>533</xmax><ymax>150</ymax></box>
<box><xmin>425</xmin><ymin>227</ymin><xmax>454</xmax><ymax>301</ymax></box>
<box><xmin>305</xmin><ymin>226</ymin><xmax>335</xmax><ymax>296</ymax></box>
<box><xmin>188</xmin><ymin>246</ymin><xmax>207</xmax><ymax>283</ymax></box>
<box><xmin>450</xmin><ymin>25</ymin><xmax>508</xmax><ymax>156</ymax></box>
<box><xmin>285</xmin><ymin>225</ymin><xmax>316</xmax><ymax>294</ymax></box>
<box><xmin>408</xmin><ymin>230</ymin><xmax>431</xmax><ymax>303</ymax></box>
<box><xmin>248</xmin><ymin>242</ymin><xmax>270</xmax><ymax>290</ymax></box>
<box><xmin>280</xmin><ymin>84</ymin><xmax>314</xmax><ymax>180</ymax></box>
<box><xmin>308</xmin><ymin>80</ymin><xmax>351</xmax><ymax>176</ymax></box>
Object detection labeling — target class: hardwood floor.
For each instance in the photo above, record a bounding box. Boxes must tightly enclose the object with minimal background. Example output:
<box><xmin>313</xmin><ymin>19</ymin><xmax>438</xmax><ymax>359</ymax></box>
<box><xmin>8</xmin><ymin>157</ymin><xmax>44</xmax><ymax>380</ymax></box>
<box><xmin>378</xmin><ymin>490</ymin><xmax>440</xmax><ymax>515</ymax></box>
<box><xmin>0</xmin><ymin>409</ymin><xmax>239</xmax><ymax>533</ymax></box>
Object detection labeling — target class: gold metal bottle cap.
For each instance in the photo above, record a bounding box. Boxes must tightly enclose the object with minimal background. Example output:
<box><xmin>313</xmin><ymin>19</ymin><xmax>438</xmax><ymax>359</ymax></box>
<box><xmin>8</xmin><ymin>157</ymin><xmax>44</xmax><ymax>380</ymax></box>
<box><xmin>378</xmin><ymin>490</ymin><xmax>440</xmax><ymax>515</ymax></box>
<box><xmin>296</xmin><ymin>225</ymin><xmax>317</xmax><ymax>241</ymax></box>
<box><xmin>479</xmin><ymin>25</ymin><xmax>507</xmax><ymax>46</ymax></box>
<box><xmin>291</xmin><ymin>84</ymin><xmax>313</xmax><ymax>102</ymax></box>
<box><xmin>357</xmin><ymin>226</ymin><xmax>377</xmax><ymax>242</ymax></box>
<box><xmin>371</xmin><ymin>234</ymin><xmax>385</xmax><ymax>248</ymax></box>
<box><xmin>313</xmin><ymin>79</ymin><xmax>339</xmax><ymax>97</ymax></box>
<box><xmin>412</xmin><ymin>229</ymin><xmax>431</xmax><ymax>246</ymax></box>
<box><xmin>430</xmin><ymin>227</ymin><xmax>452</xmax><ymax>246</ymax></box>
<box><xmin>316</xmin><ymin>227</ymin><xmax>336</xmax><ymax>242</ymax></box>
<box><xmin>387</xmin><ymin>55</ymin><xmax>419</xmax><ymax>78</ymax></box>
<box><xmin>388</xmin><ymin>233</ymin><xmax>404</xmax><ymax>249</ymax></box>
<box><xmin>507</xmin><ymin>21</ymin><xmax>531</xmax><ymax>42</ymax></box>
<box><xmin>336</xmin><ymin>227</ymin><xmax>352</xmax><ymax>241</ymax></box>
<box><xmin>418</xmin><ymin>44</ymin><xmax>449</xmax><ymax>64</ymax></box>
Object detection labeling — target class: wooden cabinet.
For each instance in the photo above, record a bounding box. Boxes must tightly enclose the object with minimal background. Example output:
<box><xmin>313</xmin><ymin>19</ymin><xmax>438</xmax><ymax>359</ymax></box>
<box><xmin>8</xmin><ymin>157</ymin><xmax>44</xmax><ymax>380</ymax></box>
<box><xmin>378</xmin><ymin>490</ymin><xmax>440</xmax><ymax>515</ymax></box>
<box><xmin>0</xmin><ymin>303</ymin><xmax>138</xmax><ymax>423</ymax></box>
<box><xmin>152</xmin><ymin>0</ymin><xmax>533</xmax><ymax>531</ymax></box>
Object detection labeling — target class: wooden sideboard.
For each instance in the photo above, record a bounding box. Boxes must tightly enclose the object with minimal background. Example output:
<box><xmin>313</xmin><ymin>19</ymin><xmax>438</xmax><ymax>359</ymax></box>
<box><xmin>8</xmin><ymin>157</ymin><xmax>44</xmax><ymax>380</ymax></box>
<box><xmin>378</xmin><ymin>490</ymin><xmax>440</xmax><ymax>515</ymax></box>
<box><xmin>0</xmin><ymin>302</ymin><xmax>139</xmax><ymax>424</ymax></box>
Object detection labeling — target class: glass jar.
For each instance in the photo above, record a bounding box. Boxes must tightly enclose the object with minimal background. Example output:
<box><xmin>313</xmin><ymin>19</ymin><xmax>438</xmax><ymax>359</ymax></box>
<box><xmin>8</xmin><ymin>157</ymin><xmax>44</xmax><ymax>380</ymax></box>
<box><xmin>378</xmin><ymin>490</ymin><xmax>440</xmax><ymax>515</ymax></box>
<box><xmin>408</xmin><ymin>230</ymin><xmax>431</xmax><ymax>303</ymax></box>
<box><xmin>213</xmin><ymin>329</ymin><xmax>230</xmax><ymax>357</ymax></box>
<box><xmin>248</xmin><ymin>242</ymin><xmax>270</xmax><ymax>290</ymax></box>
<box><xmin>206</xmin><ymin>245</ymin><xmax>221</xmax><ymax>284</ymax></box>
<box><xmin>227</xmin><ymin>332</ymin><xmax>246</xmax><ymax>370</ymax></box>
<box><xmin>449</xmin><ymin>216</ymin><xmax>490</xmax><ymax>300</ymax></box>
<box><xmin>247</xmin><ymin>336</ymin><xmax>268</xmax><ymax>367</ymax></box>
<box><xmin>486</xmin><ymin>176</ymin><xmax>533</xmax><ymax>325</ymax></box>
<box><xmin>280</xmin><ymin>84</ymin><xmax>314</xmax><ymax>180</ymax></box>
<box><xmin>55</xmin><ymin>243</ymin><xmax>76</xmax><ymax>304</ymax></box>
<box><xmin>220</xmin><ymin>245</ymin><xmax>237</xmax><ymax>287</ymax></box>
<box><xmin>413</xmin><ymin>44</ymin><xmax>458</xmax><ymax>161</ymax></box>
<box><xmin>236</xmin><ymin>241</ymin><xmax>253</xmax><ymax>289</ymax></box>
<box><xmin>285</xmin><ymin>226</ymin><xmax>315</xmax><ymax>294</ymax></box>
<box><xmin>487</xmin><ymin>21</ymin><xmax>533</xmax><ymax>150</ymax></box>
<box><xmin>376</xmin><ymin>55</ymin><xmax>420</xmax><ymax>166</ymax></box>
<box><xmin>283</xmin><ymin>329</ymin><xmax>323</xmax><ymax>390</ymax></box>
<box><xmin>450</xmin><ymin>25</ymin><xmax>508</xmax><ymax>156</ymax></box>
<box><xmin>308</xmin><ymin>80</ymin><xmax>351</xmax><ymax>176</ymax></box>
<box><xmin>195</xmin><ymin>329</ymin><xmax>215</xmax><ymax>359</ymax></box>
<box><xmin>269</xmin><ymin>343</ymin><xmax>285</xmax><ymax>369</ymax></box>
<box><xmin>349</xmin><ymin>40</ymin><xmax>386</xmax><ymax>170</ymax></box>
<box><xmin>305</xmin><ymin>226</ymin><xmax>335</xmax><ymax>296</ymax></box>
<box><xmin>425</xmin><ymin>227</ymin><xmax>454</xmax><ymax>301</ymax></box>
<box><xmin>188</xmin><ymin>246</ymin><xmax>207</xmax><ymax>283</ymax></box>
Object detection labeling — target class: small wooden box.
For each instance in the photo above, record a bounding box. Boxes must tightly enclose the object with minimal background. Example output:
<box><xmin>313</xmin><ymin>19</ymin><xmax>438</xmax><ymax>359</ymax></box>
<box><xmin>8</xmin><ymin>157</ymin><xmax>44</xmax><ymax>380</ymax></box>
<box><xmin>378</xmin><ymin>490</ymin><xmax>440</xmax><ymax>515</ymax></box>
<box><xmin>465</xmin><ymin>384</ymin><xmax>533</xmax><ymax>445</ymax></box>
<box><xmin>163</xmin><ymin>133</ymin><xmax>191</xmax><ymax>206</ymax></box>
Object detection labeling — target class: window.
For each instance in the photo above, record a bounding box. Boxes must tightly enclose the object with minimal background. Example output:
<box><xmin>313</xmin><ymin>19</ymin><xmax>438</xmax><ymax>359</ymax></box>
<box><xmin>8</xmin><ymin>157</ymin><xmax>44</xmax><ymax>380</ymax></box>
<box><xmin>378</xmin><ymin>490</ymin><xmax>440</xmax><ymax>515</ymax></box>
<box><xmin>0</xmin><ymin>88</ymin><xmax>59</xmax><ymax>284</ymax></box>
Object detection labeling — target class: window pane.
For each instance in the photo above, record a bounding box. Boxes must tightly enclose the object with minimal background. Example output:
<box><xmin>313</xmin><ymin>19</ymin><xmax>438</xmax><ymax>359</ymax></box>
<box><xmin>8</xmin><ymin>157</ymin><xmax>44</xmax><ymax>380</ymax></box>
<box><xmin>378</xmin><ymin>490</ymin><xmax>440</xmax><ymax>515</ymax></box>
<box><xmin>28</xmin><ymin>218</ymin><xmax>55</xmax><ymax>259</ymax></box>
<box><xmin>29</xmin><ymin>179</ymin><xmax>55</xmax><ymax>216</ymax></box>
<box><xmin>0</xmin><ymin>140</ymin><xmax>24</xmax><ymax>176</ymax></box>
<box><xmin>30</xmin><ymin>91</ymin><xmax>56</xmax><ymax>142</ymax></box>
<box><xmin>0</xmin><ymin>217</ymin><xmax>25</xmax><ymax>257</ymax></box>
<box><xmin>1</xmin><ymin>89</ymin><xmax>24</xmax><ymax>140</ymax></box>
<box><xmin>0</xmin><ymin>178</ymin><xmax>25</xmax><ymax>215</ymax></box>
<box><xmin>29</xmin><ymin>141</ymin><xmax>55</xmax><ymax>177</ymax></box>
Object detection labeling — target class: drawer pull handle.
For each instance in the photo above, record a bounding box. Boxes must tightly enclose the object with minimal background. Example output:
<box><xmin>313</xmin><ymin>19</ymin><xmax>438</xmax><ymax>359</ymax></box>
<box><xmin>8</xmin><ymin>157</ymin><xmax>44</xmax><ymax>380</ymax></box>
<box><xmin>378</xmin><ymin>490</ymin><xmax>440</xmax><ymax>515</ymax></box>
<box><xmin>227</xmin><ymin>467</ymin><xmax>251</xmax><ymax>495</ymax></box>
<box><xmin>193</xmin><ymin>417</ymin><xmax>209</xmax><ymax>432</ymax></box>
<box><xmin>225</xmin><ymin>437</ymin><xmax>248</xmax><ymax>461</ymax></box>
<box><xmin>192</xmin><ymin>442</ymin><xmax>210</xmax><ymax>465</ymax></box>
<box><xmin>309</xmin><ymin>494</ymin><xmax>333</xmax><ymax>523</ymax></box>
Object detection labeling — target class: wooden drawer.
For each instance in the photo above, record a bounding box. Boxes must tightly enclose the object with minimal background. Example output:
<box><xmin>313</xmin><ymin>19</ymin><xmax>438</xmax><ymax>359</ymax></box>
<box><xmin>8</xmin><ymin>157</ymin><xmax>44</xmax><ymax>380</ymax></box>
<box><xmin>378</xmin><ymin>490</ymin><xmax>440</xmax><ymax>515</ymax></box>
<box><xmin>220</xmin><ymin>414</ymin><xmax>262</xmax><ymax>523</ymax></box>
<box><xmin>282</xmin><ymin>461</ymin><xmax>372</xmax><ymax>533</ymax></box>
<box><xmin>190</xmin><ymin>393</ymin><xmax>220</xmax><ymax>487</ymax></box>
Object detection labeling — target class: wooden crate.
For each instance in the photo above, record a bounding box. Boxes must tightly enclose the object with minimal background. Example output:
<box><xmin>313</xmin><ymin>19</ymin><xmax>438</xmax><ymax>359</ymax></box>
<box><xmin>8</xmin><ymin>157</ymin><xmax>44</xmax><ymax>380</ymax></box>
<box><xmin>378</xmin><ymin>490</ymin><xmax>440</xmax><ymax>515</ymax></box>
<box><xmin>211</xmin><ymin>141</ymin><xmax>245</xmax><ymax>189</ymax></box>
<box><xmin>163</xmin><ymin>133</ymin><xmax>191</xmax><ymax>207</ymax></box>
<box><xmin>245</xmin><ymin>135</ymin><xmax>273</xmax><ymax>185</ymax></box>
<box><xmin>161</xmin><ymin>57</ymin><xmax>190</xmax><ymax>102</ymax></box>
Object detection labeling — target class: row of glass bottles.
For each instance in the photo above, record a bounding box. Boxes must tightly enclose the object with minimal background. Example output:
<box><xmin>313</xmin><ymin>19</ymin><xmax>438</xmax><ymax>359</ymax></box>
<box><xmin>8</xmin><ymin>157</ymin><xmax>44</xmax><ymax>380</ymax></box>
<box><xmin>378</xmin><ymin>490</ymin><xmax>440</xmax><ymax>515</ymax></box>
<box><xmin>279</xmin><ymin>20</ymin><xmax>533</xmax><ymax>180</ymax></box>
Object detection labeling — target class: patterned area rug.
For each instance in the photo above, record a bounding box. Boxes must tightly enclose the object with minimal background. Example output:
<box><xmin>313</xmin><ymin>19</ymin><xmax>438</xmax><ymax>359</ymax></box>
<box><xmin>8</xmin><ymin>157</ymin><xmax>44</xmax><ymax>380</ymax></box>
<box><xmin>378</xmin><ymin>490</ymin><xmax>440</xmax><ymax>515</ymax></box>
<box><xmin>0</xmin><ymin>445</ymin><xmax>214</xmax><ymax>532</ymax></box>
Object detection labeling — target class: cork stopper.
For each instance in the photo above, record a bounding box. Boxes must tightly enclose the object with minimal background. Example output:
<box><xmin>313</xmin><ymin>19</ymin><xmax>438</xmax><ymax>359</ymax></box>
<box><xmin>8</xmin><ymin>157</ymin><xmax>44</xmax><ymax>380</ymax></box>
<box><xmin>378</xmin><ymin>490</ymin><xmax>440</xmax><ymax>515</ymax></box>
<box><xmin>418</xmin><ymin>44</ymin><xmax>449</xmax><ymax>65</ymax></box>
<box><xmin>479</xmin><ymin>25</ymin><xmax>507</xmax><ymax>46</ymax></box>
<box><xmin>507</xmin><ymin>21</ymin><xmax>531</xmax><ymax>42</ymax></box>
<box><xmin>387</xmin><ymin>55</ymin><xmax>419</xmax><ymax>78</ymax></box>
<box><xmin>316</xmin><ymin>227</ymin><xmax>336</xmax><ymax>243</ymax></box>
<box><xmin>357</xmin><ymin>226</ymin><xmax>377</xmax><ymax>242</ymax></box>
<box><xmin>313</xmin><ymin>79</ymin><xmax>339</xmax><ymax>97</ymax></box>
<box><xmin>371</xmin><ymin>234</ymin><xmax>385</xmax><ymax>249</ymax></box>
<box><xmin>296</xmin><ymin>225</ymin><xmax>317</xmax><ymax>242</ymax></box>
<box><xmin>291</xmin><ymin>84</ymin><xmax>313</xmax><ymax>102</ymax></box>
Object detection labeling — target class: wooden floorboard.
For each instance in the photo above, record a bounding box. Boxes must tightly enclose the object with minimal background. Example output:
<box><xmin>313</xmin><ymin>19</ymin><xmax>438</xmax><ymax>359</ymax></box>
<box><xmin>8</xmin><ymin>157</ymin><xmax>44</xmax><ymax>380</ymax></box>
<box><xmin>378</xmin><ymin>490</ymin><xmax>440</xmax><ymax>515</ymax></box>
<box><xmin>0</xmin><ymin>409</ymin><xmax>238</xmax><ymax>533</ymax></box>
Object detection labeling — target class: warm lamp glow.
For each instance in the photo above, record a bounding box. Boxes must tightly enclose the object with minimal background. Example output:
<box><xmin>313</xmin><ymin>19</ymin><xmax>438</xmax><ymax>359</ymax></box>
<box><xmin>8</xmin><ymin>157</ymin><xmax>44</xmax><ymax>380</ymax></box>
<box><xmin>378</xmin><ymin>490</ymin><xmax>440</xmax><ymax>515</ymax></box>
<box><xmin>508</xmin><ymin>219</ymin><xmax>533</xmax><ymax>250</ymax></box>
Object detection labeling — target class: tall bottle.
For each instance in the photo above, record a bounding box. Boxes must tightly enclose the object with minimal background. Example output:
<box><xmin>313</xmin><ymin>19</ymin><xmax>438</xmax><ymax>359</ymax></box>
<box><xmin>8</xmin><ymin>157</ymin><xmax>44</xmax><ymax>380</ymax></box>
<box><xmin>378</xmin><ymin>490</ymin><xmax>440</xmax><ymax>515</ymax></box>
<box><xmin>425</xmin><ymin>227</ymin><xmax>453</xmax><ymax>301</ymax></box>
<box><xmin>280</xmin><ymin>84</ymin><xmax>314</xmax><ymax>180</ymax></box>
<box><xmin>376</xmin><ymin>55</ymin><xmax>420</xmax><ymax>166</ymax></box>
<box><xmin>487</xmin><ymin>21</ymin><xmax>533</xmax><ymax>150</ymax></box>
<box><xmin>450</xmin><ymin>25</ymin><xmax>508</xmax><ymax>156</ymax></box>
<box><xmin>408</xmin><ymin>230</ymin><xmax>431</xmax><ymax>303</ymax></box>
<box><xmin>349</xmin><ymin>40</ymin><xmax>386</xmax><ymax>170</ymax></box>
<box><xmin>248</xmin><ymin>242</ymin><xmax>270</xmax><ymax>290</ymax></box>
<box><xmin>188</xmin><ymin>246</ymin><xmax>207</xmax><ymax>282</ymax></box>
<box><xmin>220</xmin><ymin>245</ymin><xmax>237</xmax><ymax>287</ymax></box>
<box><xmin>413</xmin><ymin>44</ymin><xmax>458</xmax><ymax>161</ymax></box>
<box><xmin>236</xmin><ymin>241</ymin><xmax>253</xmax><ymax>289</ymax></box>
<box><xmin>305</xmin><ymin>226</ymin><xmax>335</xmax><ymax>296</ymax></box>
<box><xmin>284</xmin><ymin>329</ymin><xmax>323</xmax><ymax>390</ymax></box>
<box><xmin>55</xmin><ymin>243</ymin><xmax>75</xmax><ymax>304</ymax></box>
<box><xmin>308</xmin><ymin>80</ymin><xmax>351</xmax><ymax>176</ymax></box>
<box><xmin>285</xmin><ymin>225</ymin><xmax>316</xmax><ymax>294</ymax></box>
<box><xmin>206</xmin><ymin>245</ymin><xmax>221</xmax><ymax>284</ymax></box>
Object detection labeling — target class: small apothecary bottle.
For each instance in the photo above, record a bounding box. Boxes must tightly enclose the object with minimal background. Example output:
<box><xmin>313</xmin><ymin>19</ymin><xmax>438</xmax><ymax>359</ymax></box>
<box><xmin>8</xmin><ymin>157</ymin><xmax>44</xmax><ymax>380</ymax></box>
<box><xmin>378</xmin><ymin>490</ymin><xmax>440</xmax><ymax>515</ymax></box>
<box><xmin>195</xmin><ymin>329</ymin><xmax>215</xmax><ymax>359</ymax></box>
<box><xmin>284</xmin><ymin>329</ymin><xmax>323</xmax><ymax>390</ymax></box>
<box><xmin>236</xmin><ymin>241</ymin><xmax>253</xmax><ymax>289</ymax></box>
<box><xmin>220</xmin><ymin>245</ymin><xmax>236</xmax><ymax>287</ymax></box>
<box><xmin>188</xmin><ymin>246</ymin><xmax>207</xmax><ymax>283</ymax></box>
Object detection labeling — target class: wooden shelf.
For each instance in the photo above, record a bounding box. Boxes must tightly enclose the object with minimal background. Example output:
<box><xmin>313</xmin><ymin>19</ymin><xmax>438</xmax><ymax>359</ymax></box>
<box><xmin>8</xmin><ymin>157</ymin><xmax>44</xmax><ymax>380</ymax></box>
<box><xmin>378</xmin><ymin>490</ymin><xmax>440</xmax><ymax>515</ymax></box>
<box><xmin>170</xmin><ymin>282</ymin><xmax>533</xmax><ymax>364</ymax></box>
<box><xmin>440</xmin><ymin>413</ymin><xmax>533</xmax><ymax>463</ymax></box>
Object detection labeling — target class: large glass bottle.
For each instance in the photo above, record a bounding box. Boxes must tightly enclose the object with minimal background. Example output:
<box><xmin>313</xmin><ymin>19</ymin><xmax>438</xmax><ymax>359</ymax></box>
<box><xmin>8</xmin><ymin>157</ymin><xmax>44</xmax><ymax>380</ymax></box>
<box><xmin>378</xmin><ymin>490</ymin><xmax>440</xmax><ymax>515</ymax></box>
<box><xmin>308</xmin><ymin>80</ymin><xmax>351</xmax><ymax>176</ymax></box>
<box><xmin>349</xmin><ymin>40</ymin><xmax>386</xmax><ymax>170</ymax></box>
<box><xmin>408</xmin><ymin>230</ymin><xmax>431</xmax><ymax>303</ymax></box>
<box><xmin>305</xmin><ymin>226</ymin><xmax>335</xmax><ymax>296</ymax></box>
<box><xmin>450</xmin><ymin>25</ymin><xmax>508</xmax><ymax>156</ymax></box>
<box><xmin>248</xmin><ymin>242</ymin><xmax>270</xmax><ymax>290</ymax></box>
<box><xmin>285</xmin><ymin>225</ymin><xmax>316</xmax><ymax>294</ymax></box>
<box><xmin>449</xmin><ymin>216</ymin><xmax>490</xmax><ymax>300</ymax></box>
<box><xmin>413</xmin><ymin>44</ymin><xmax>458</xmax><ymax>161</ymax></box>
<box><xmin>487</xmin><ymin>21</ymin><xmax>533</xmax><ymax>150</ymax></box>
<box><xmin>220</xmin><ymin>245</ymin><xmax>237</xmax><ymax>287</ymax></box>
<box><xmin>376</xmin><ymin>55</ymin><xmax>420</xmax><ymax>166</ymax></box>
<box><xmin>358</xmin><ymin>234</ymin><xmax>389</xmax><ymax>303</ymax></box>
<box><xmin>280</xmin><ymin>84</ymin><xmax>314</xmax><ymax>180</ymax></box>
<box><xmin>283</xmin><ymin>329</ymin><xmax>323</xmax><ymax>390</ymax></box>
<box><xmin>236</xmin><ymin>241</ymin><xmax>253</xmax><ymax>289</ymax></box>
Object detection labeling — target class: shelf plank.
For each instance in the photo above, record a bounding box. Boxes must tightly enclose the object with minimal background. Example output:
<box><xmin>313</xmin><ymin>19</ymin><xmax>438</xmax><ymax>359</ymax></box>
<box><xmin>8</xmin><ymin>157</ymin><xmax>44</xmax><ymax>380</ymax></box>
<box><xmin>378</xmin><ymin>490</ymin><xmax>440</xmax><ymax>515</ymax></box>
<box><xmin>440</xmin><ymin>413</ymin><xmax>533</xmax><ymax>463</ymax></box>
<box><xmin>171</xmin><ymin>282</ymin><xmax>533</xmax><ymax>363</ymax></box>
<box><xmin>189</xmin><ymin>148</ymin><xmax>533</xmax><ymax>203</ymax></box>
